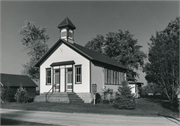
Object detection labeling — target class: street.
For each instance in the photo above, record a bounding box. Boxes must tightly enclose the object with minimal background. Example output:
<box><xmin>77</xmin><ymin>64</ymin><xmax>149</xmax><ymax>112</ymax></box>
<box><xmin>1</xmin><ymin>108</ymin><xmax>179</xmax><ymax>126</ymax></box>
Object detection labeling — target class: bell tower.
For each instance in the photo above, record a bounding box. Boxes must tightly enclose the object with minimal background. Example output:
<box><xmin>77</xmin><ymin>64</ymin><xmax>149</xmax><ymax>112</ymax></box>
<box><xmin>58</xmin><ymin>17</ymin><xmax>76</xmax><ymax>43</ymax></box>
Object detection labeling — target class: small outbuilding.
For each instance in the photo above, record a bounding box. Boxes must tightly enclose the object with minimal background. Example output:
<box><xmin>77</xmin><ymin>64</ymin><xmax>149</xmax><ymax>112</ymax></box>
<box><xmin>0</xmin><ymin>73</ymin><xmax>38</xmax><ymax>101</ymax></box>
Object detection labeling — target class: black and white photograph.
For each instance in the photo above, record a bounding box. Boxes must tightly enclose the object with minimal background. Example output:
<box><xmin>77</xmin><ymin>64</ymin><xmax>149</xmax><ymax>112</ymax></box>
<box><xmin>0</xmin><ymin>0</ymin><xmax>179</xmax><ymax>125</ymax></box>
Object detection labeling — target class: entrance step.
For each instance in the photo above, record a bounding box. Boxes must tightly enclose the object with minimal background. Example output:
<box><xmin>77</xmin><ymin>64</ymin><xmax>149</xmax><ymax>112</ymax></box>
<box><xmin>34</xmin><ymin>92</ymin><xmax>85</xmax><ymax>104</ymax></box>
<box><xmin>34</xmin><ymin>92</ymin><xmax>69</xmax><ymax>103</ymax></box>
<box><xmin>67</xmin><ymin>92</ymin><xmax>84</xmax><ymax>104</ymax></box>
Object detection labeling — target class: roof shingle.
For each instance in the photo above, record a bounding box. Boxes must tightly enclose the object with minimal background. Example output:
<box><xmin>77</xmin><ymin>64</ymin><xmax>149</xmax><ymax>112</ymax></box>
<box><xmin>57</xmin><ymin>17</ymin><xmax>76</xmax><ymax>30</ymax></box>
<box><xmin>0</xmin><ymin>73</ymin><xmax>38</xmax><ymax>87</ymax></box>
<box><xmin>34</xmin><ymin>39</ymin><xmax>128</xmax><ymax>70</ymax></box>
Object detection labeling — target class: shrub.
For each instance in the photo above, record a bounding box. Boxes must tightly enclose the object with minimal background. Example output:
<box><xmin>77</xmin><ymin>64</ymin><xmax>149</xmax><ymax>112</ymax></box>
<box><xmin>1</xmin><ymin>85</ymin><xmax>16</xmax><ymax>102</ymax></box>
<box><xmin>113</xmin><ymin>81</ymin><xmax>136</xmax><ymax>109</ymax></box>
<box><xmin>36</xmin><ymin>90</ymin><xmax>40</xmax><ymax>95</ymax></box>
<box><xmin>95</xmin><ymin>93</ymin><xmax>101</xmax><ymax>104</ymax></box>
<box><xmin>102</xmin><ymin>87</ymin><xmax>113</xmax><ymax>104</ymax></box>
<box><xmin>28</xmin><ymin>97</ymin><xmax>34</xmax><ymax>102</ymax></box>
<box><xmin>14</xmin><ymin>84</ymin><xmax>29</xmax><ymax>103</ymax></box>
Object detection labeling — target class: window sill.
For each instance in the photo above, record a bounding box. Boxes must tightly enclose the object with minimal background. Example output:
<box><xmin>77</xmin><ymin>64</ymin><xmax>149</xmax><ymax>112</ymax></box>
<box><xmin>105</xmin><ymin>84</ymin><xmax>120</xmax><ymax>85</ymax></box>
<box><xmin>75</xmin><ymin>82</ymin><xmax>82</xmax><ymax>84</ymax></box>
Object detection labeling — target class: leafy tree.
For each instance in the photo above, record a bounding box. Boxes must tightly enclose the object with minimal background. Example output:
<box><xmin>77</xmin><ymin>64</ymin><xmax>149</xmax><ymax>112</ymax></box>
<box><xmin>85</xmin><ymin>30</ymin><xmax>147</xmax><ymax>76</ymax></box>
<box><xmin>113</xmin><ymin>81</ymin><xmax>135</xmax><ymax>109</ymax></box>
<box><xmin>144</xmin><ymin>17</ymin><xmax>179</xmax><ymax>103</ymax></box>
<box><xmin>20</xmin><ymin>21</ymin><xmax>49</xmax><ymax>80</ymax></box>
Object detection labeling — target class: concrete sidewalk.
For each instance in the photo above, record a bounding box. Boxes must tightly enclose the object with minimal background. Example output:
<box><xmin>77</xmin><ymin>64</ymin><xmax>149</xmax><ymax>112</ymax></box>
<box><xmin>1</xmin><ymin>108</ymin><xmax>179</xmax><ymax>126</ymax></box>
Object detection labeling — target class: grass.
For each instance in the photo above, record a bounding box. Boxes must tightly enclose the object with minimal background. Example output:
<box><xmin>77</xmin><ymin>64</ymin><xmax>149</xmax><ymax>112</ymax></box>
<box><xmin>1</xmin><ymin>98</ymin><xmax>179</xmax><ymax>118</ymax></box>
<box><xmin>1</xmin><ymin>118</ymin><xmax>52</xmax><ymax>125</ymax></box>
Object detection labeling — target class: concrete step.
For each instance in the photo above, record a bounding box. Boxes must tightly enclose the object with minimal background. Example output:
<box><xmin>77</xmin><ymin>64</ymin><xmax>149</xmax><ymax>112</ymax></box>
<box><xmin>34</xmin><ymin>93</ymin><xmax>69</xmax><ymax>103</ymax></box>
<box><xmin>35</xmin><ymin>92</ymin><xmax>85</xmax><ymax>104</ymax></box>
<box><xmin>67</xmin><ymin>92</ymin><xmax>84</xmax><ymax>104</ymax></box>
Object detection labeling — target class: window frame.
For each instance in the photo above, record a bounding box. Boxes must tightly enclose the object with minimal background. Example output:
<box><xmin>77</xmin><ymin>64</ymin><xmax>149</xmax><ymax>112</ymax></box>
<box><xmin>104</xmin><ymin>68</ymin><xmax>124</xmax><ymax>85</ymax></box>
<box><xmin>75</xmin><ymin>65</ymin><xmax>82</xmax><ymax>84</ymax></box>
<box><xmin>61</xmin><ymin>29</ymin><xmax>67</xmax><ymax>38</ymax></box>
<box><xmin>46</xmin><ymin>68</ymin><xmax>51</xmax><ymax>85</ymax></box>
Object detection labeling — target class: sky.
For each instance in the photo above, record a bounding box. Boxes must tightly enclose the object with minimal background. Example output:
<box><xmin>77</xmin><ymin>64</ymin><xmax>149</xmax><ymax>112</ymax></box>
<box><xmin>1</xmin><ymin>1</ymin><xmax>179</xmax><ymax>85</ymax></box>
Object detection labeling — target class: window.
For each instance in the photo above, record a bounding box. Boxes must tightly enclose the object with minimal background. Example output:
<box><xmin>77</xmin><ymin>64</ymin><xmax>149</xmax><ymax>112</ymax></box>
<box><xmin>111</xmin><ymin>70</ymin><xmax>113</xmax><ymax>84</ymax></box>
<box><xmin>68</xmin><ymin>30</ymin><xmax>73</xmax><ymax>38</ymax></box>
<box><xmin>107</xmin><ymin>70</ymin><xmax>111</xmax><ymax>84</ymax></box>
<box><xmin>46</xmin><ymin>68</ymin><xmax>51</xmax><ymax>85</ymax></box>
<box><xmin>61</xmin><ymin>31</ymin><xmax>67</xmax><ymax>37</ymax></box>
<box><xmin>104</xmin><ymin>68</ymin><xmax>124</xmax><ymax>85</ymax></box>
<box><xmin>61</xmin><ymin>29</ymin><xmax>67</xmax><ymax>37</ymax></box>
<box><xmin>67</xmin><ymin>68</ymin><xmax>72</xmax><ymax>83</ymax></box>
<box><xmin>104</xmin><ymin>69</ymin><xmax>108</xmax><ymax>84</ymax></box>
<box><xmin>115</xmin><ymin>71</ymin><xmax>119</xmax><ymax>84</ymax></box>
<box><xmin>75</xmin><ymin>65</ymin><xmax>82</xmax><ymax>83</ymax></box>
<box><xmin>113</xmin><ymin>71</ymin><xmax>115</xmax><ymax>84</ymax></box>
<box><xmin>119</xmin><ymin>72</ymin><xmax>124</xmax><ymax>84</ymax></box>
<box><xmin>118</xmin><ymin>72</ymin><xmax>121</xmax><ymax>84</ymax></box>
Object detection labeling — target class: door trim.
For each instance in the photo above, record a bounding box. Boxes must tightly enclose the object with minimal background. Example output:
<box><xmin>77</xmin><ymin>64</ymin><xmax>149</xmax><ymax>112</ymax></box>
<box><xmin>65</xmin><ymin>67</ymin><xmax>73</xmax><ymax>92</ymax></box>
<box><xmin>54</xmin><ymin>68</ymin><xmax>60</xmax><ymax>92</ymax></box>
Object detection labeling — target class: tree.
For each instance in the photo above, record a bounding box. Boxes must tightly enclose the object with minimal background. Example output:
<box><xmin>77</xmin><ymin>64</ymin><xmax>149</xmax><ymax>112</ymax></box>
<box><xmin>85</xmin><ymin>30</ymin><xmax>147</xmax><ymax>76</ymax></box>
<box><xmin>113</xmin><ymin>81</ymin><xmax>135</xmax><ymax>109</ymax></box>
<box><xmin>20</xmin><ymin>21</ymin><xmax>49</xmax><ymax>80</ymax></box>
<box><xmin>144</xmin><ymin>17</ymin><xmax>179</xmax><ymax>103</ymax></box>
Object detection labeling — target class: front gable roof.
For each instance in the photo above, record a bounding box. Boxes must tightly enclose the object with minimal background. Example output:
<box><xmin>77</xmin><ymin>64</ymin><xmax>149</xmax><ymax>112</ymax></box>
<box><xmin>34</xmin><ymin>39</ymin><xmax>128</xmax><ymax>70</ymax></box>
<box><xmin>0</xmin><ymin>73</ymin><xmax>38</xmax><ymax>87</ymax></box>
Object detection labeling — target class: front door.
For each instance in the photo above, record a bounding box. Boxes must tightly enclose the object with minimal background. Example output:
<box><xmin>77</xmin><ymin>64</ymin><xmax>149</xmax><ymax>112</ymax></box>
<box><xmin>54</xmin><ymin>69</ymin><xmax>60</xmax><ymax>92</ymax></box>
<box><xmin>66</xmin><ymin>68</ymin><xmax>73</xmax><ymax>92</ymax></box>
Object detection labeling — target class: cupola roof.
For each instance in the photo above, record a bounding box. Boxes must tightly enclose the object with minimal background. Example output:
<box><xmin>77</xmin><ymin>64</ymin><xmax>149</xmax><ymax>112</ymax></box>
<box><xmin>57</xmin><ymin>17</ymin><xmax>76</xmax><ymax>30</ymax></box>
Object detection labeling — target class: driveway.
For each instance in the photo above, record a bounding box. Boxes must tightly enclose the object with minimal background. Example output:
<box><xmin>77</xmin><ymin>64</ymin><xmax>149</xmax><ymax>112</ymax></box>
<box><xmin>1</xmin><ymin>108</ymin><xmax>179</xmax><ymax>126</ymax></box>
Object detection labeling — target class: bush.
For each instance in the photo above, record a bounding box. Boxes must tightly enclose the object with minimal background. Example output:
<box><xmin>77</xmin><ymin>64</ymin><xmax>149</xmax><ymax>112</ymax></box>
<box><xmin>28</xmin><ymin>97</ymin><xmax>34</xmax><ymax>102</ymax></box>
<box><xmin>36</xmin><ymin>90</ymin><xmax>40</xmax><ymax>95</ymax></box>
<box><xmin>113</xmin><ymin>81</ymin><xmax>136</xmax><ymax>109</ymax></box>
<box><xmin>95</xmin><ymin>93</ymin><xmax>101</xmax><ymax>104</ymax></box>
<box><xmin>1</xmin><ymin>85</ymin><xmax>16</xmax><ymax>102</ymax></box>
<box><xmin>14</xmin><ymin>84</ymin><xmax>29</xmax><ymax>103</ymax></box>
<box><xmin>102</xmin><ymin>87</ymin><xmax>113</xmax><ymax>103</ymax></box>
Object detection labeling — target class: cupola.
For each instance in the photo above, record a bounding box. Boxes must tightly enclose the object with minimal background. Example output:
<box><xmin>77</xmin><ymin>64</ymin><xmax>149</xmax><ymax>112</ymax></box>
<box><xmin>58</xmin><ymin>17</ymin><xmax>76</xmax><ymax>43</ymax></box>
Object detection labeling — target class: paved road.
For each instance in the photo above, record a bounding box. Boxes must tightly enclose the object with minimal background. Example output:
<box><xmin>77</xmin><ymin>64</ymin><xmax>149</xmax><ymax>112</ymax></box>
<box><xmin>1</xmin><ymin>108</ymin><xmax>179</xmax><ymax>126</ymax></box>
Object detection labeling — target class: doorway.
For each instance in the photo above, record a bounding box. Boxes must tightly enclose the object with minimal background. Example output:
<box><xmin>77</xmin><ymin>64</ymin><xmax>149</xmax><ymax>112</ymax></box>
<box><xmin>66</xmin><ymin>68</ymin><xmax>73</xmax><ymax>92</ymax></box>
<box><xmin>54</xmin><ymin>69</ymin><xmax>60</xmax><ymax>92</ymax></box>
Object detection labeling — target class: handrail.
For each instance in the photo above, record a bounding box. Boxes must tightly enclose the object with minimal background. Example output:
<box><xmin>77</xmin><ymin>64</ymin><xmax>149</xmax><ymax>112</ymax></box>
<box><xmin>45</xmin><ymin>84</ymin><xmax>57</xmax><ymax>102</ymax></box>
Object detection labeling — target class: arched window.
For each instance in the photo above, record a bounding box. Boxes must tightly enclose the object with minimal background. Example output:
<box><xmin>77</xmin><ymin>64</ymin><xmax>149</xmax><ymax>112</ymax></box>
<box><xmin>68</xmin><ymin>30</ymin><xmax>73</xmax><ymax>39</ymax></box>
<box><xmin>61</xmin><ymin>29</ymin><xmax>67</xmax><ymax>38</ymax></box>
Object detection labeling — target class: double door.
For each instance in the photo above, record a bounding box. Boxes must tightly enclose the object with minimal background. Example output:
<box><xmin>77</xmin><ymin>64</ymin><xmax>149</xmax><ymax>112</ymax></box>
<box><xmin>53</xmin><ymin>68</ymin><xmax>73</xmax><ymax>92</ymax></box>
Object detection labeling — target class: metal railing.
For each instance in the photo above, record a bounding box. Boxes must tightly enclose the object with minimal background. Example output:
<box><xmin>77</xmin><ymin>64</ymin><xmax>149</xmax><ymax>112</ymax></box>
<box><xmin>45</xmin><ymin>84</ymin><xmax>57</xmax><ymax>102</ymax></box>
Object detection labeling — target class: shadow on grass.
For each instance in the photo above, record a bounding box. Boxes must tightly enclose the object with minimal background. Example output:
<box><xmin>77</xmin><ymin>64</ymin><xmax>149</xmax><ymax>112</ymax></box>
<box><xmin>1</xmin><ymin>118</ymin><xmax>51</xmax><ymax>125</ymax></box>
<box><xmin>144</xmin><ymin>98</ymin><xmax>179</xmax><ymax>112</ymax></box>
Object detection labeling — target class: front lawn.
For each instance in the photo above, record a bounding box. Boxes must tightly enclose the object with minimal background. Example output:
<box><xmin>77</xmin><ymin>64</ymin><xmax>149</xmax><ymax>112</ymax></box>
<box><xmin>1</xmin><ymin>98</ymin><xmax>179</xmax><ymax>118</ymax></box>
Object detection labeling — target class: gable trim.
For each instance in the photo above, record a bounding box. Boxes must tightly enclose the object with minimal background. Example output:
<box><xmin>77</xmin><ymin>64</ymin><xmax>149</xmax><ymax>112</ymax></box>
<box><xmin>34</xmin><ymin>39</ymin><xmax>92</xmax><ymax>67</ymax></box>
